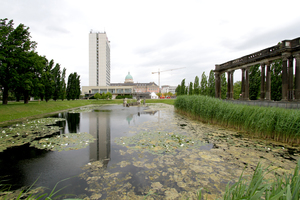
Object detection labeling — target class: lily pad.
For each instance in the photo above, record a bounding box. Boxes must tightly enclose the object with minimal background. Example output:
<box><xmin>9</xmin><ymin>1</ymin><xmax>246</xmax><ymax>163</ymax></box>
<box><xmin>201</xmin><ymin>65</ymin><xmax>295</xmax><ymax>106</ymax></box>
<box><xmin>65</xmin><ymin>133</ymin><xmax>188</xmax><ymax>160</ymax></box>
<box><xmin>0</xmin><ymin>118</ymin><xmax>65</xmax><ymax>152</ymax></box>
<box><xmin>115</xmin><ymin>131</ymin><xmax>204</xmax><ymax>155</ymax></box>
<box><xmin>30</xmin><ymin>132</ymin><xmax>95</xmax><ymax>151</ymax></box>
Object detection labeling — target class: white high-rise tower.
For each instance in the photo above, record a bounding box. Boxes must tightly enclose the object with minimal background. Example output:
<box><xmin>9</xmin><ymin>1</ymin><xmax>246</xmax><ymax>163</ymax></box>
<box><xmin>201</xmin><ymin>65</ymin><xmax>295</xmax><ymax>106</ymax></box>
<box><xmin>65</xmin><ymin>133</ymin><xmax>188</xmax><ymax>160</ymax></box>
<box><xmin>89</xmin><ymin>31</ymin><xmax>110</xmax><ymax>86</ymax></box>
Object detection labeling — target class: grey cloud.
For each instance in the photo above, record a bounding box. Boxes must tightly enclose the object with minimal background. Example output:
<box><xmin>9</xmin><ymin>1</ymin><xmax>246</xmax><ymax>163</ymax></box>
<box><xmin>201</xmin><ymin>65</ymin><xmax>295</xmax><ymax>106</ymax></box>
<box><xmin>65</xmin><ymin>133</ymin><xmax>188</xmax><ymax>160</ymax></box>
<box><xmin>232</xmin><ymin>19</ymin><xmax>300</xmax><ymax>51</ymax></box>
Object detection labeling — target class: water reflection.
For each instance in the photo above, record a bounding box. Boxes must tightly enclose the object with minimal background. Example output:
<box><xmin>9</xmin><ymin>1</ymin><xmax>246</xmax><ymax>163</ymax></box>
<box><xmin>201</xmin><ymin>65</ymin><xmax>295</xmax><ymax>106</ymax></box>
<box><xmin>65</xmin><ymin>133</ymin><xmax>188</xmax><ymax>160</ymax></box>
<box><xmin>89</xmin><ymin>111</ymin><xmax>111</xmax><ymax>167</ymax></box>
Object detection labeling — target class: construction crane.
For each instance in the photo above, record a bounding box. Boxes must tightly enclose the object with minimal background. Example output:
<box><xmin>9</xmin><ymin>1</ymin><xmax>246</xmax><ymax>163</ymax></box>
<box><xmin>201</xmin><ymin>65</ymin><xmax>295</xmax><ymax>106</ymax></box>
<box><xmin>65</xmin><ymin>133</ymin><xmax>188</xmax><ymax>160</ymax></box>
<box><xmin>152</xmin><ymin>67</ymin><xmax>186</xmax><ymax>91</ymax></box>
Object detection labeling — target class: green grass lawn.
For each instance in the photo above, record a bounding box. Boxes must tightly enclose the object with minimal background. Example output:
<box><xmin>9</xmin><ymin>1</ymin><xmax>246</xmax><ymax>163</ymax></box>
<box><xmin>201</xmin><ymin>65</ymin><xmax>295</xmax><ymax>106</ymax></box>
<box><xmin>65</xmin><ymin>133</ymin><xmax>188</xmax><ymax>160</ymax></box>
<box><xmin>0</xmin><ymin>99</ymin><xmax>175</xmax><ymax>125</ymax></box>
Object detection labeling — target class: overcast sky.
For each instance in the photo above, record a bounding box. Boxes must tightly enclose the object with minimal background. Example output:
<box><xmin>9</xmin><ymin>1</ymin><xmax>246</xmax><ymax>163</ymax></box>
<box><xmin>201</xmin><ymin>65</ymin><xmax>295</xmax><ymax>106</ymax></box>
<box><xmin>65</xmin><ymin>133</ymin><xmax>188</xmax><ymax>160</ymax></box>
<box><xmin>1</xmin><ymin>0</ymin><xmax>300</xmax><ymax>88</ymax></box>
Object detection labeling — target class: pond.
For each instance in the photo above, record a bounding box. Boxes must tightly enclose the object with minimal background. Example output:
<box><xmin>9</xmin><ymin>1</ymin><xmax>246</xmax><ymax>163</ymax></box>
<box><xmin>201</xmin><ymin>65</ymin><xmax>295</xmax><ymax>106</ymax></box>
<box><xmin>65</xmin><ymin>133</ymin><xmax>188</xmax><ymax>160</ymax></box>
<box><xmin>0</xmin><ymin>104</ymin><xmax>300</xmax><ymax>199</ymax></box>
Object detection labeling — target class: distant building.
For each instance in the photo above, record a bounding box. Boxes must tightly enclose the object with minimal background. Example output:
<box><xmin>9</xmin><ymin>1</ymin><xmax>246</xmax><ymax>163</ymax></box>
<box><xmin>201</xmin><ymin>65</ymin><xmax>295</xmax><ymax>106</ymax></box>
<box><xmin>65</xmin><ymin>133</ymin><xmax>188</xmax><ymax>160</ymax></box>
<box><xmin>161</xmin><ymin>85</ymin><xmax>177</xmax><ymax>94</ymax></box>
<box><xmin>82</xmin><ymin>72</ymin><xmax>159</xmax><ymax>99</ymax></box>
<box><xmin>89</xmin><ymin>31</ymin><xmax>110</xmax><ymax>86</ymax></box>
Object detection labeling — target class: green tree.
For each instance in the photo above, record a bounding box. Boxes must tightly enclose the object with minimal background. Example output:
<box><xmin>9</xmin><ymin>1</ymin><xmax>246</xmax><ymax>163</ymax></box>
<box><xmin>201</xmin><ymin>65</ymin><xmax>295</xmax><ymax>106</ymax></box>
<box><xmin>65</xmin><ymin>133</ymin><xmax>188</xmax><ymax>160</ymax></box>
<box><xmin>51</xmin><ymin>63</ymin><xmax>61</xmax><ymax>101</ymax></box>
<box><xmin>189</xmin><ymin>82</ymin><xmax>193</xmax><ymax>95</ymax></box>
<box><xmin>233</xmin><ymin>81</ymin><xmax>242</xmax><ymax>99</ymax></box>
<box><xmin>200</xmin><ymin>72</ymin><xmax>208</xmax><ymax>95</ymax></box>
<box><xmin>106</xmin><ymin>92</ymin><xmax>112</xmax><ymax>99</ymax></box>
<box><xmin>0</xmin><ymin>18</ymin><xmax>37</xmax><ymax>104</ymax></box>
<box><xmin>175</xmin><ymin>84</ymin><xmax>181</xmax><ymax>96</ymax></box>
<box><xmin>271</xmin><ymin>59</ymin><xmax>282</xmax><ymax>101</ymax></box>
<box><xmin>43</xmin><ymin>59</ymin><xmax>54</xmax><ymax>102</ymax></box>
<box><xmin>17</xmin><ymin>52</ymin><xmax>45</xmax><ymax>103</ymax></box>
<box><xmin>180</xmin><ymin>79</ymin><xmax>186</xmax><ymax>95</ymax></box>
<box><xmin>94</xmin><ymin>92</ymin><xmax>101</xmax><ymax>100</ymax></box>
<box><xmin>221</xmin><ymin>73</ymin><xmax>227</xmax><ymax>99</ymax></box>
<box><xmin>193</xmin><ymin>76</ymin><xmax>200</xmax><ymax>95</ymax></box>
<box><xmin>66</xmin><ymin>72</ymin><xmax>81</xmax><ymax>100</ymax></box>
<box><xmin>60</xmin><ymin>68</ymin><xmax>67</xmax><ymax>101</ymax></box>
<box><xmin>207</xmin><ymin>70</ymin><xmax>215</xmax><ymax>97</ymax></box>
<box><xmin>249</xmin><ymin>64</ymin><xmax>261</xmax><ymax>100</ymax></box>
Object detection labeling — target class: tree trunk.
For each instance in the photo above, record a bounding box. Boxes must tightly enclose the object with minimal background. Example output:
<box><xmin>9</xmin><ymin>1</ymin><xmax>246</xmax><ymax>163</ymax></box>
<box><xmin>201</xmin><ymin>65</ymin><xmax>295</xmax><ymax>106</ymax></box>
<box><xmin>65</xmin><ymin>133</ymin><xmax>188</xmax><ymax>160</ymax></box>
<box><xmin>2</xmin><ymin>87</ymin><xmax>8</xmax><ymax>105</ymax></box>
<box><xmin>23</xmin><ymin>91</ymin><xmax>29</xmax><ymax>104</ymax></box>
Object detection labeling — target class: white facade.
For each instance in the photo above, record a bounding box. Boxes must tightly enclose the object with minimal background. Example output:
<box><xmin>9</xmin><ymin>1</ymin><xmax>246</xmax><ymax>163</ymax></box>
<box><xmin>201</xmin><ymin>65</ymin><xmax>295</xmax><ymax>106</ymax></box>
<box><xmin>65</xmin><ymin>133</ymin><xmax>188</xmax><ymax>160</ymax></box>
<box><xmin>89</xmin><ymin>31</ymin><xmax>110</xmax><ymax>86</ymax></box>
<box><xmin>161</xmin><ymin>85</ymin><xmax>177</xmax><ymax>94</ymax></box>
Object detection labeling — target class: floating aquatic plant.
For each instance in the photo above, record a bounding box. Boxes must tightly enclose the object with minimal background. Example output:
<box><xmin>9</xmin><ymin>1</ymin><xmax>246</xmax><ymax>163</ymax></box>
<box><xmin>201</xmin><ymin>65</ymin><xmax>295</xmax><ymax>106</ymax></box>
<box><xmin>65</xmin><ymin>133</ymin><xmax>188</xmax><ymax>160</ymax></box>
<box><xmin>30</xmin><ymin>132</ymin><xmax>95</xmax><ymax>152</ymax></box>
<box><xmin>69</xmin><ymin>106</ymin><xmax>104</xmax><ymax>113</ymax></box>
<box><xmin>0</xmin><ymin>118</ymin><xmax>65</xmax><ymax>152</ymax></box>
<box><xmin>115</xmin><ymin>131</ymin><xmax>204</xmax><ymax>155</ymax></box>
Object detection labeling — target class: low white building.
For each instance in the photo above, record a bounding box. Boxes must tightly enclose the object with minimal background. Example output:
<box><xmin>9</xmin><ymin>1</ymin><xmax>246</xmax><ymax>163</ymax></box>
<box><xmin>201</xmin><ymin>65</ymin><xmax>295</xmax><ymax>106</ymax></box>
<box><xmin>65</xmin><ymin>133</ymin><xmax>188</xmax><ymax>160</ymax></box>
<box><xmin>161</xmin><ymin>85</ymin><xmax>177</xmax><ymax>94</ymax></box>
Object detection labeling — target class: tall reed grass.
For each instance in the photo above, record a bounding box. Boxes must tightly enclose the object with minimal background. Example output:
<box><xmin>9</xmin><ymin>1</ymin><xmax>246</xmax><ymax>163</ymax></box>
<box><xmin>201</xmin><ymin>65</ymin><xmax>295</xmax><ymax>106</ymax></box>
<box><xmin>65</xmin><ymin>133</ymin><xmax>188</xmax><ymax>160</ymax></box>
<box><xmin>174</xmin><ymin>95</ymin><xmax>300</xmax><ymax>144</ymax></box>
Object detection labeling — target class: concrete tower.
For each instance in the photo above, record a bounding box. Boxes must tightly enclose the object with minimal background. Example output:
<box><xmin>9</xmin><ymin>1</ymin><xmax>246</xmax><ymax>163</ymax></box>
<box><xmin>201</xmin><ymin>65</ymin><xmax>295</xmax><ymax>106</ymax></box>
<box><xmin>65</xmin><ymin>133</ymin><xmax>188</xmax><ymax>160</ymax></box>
<box><xmin>89</xmin><ymin>31</ymin><xmax>110</xmax><ymax>86</ymax></box>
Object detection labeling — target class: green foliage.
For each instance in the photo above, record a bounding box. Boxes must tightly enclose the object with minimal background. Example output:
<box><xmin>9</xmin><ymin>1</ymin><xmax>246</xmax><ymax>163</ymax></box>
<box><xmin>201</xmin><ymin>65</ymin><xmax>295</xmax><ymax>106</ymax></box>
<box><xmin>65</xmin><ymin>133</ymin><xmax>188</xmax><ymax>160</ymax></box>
<box><xmin>174</xmin><ymin>95</ymin><xmax>300</xmax><ymax>144</ymax></box>
<box><xmin>94</xmin><ymin>92</ymin><xmax>101</xmax><ymax>100</ymax></box>
<box><xmin>106</xmin><ymin>92</ymin><xmax>112</xmax><ymax>99</ymax></box>
<box><xmin>271</xmin><ymin>59</ymin><xmax>282</xmax><ymax>101</ymax></box>
<box><xmin>66</xmin><ymin>72</ymin><xmax>80</xmax><ymax>100</ymax></box>
<box><xmin>115</xmin><ymin>95</ymin><xmax>132</xmax><ymax>99</ymax></box>
<box><xmin>207</xmin><ymin>70</ymin><xmax>215</xmax><ymax>97</ymax></box>
<box><xmin>249</xmin><ymin>64</ymin><xmax>261</xmax><ymax>100</ymax></box>
<box><xmin>0</xmin><ymin>18</ymin><xmax>37</xmax><ymax>104</ymax></box>
<box><xmin>221</xmin><ymin>160</ymin><xmax>300</xmax><ymax>200</ymax></box>
<box><xmin>221</xmin><ymin>73</ymin><xmax>227</xmax><ymax>99</ymax></box>
<box><xmin>43</xmin><ymin>59</ymin><xmax>54</xmax><ymax>102</ymax></box>
<box><xmin>233</xmin><ymin>81</ymin><xmax>242</xmax><ymax>99</ymax></box>
<box><xmin>188</xmin><ymin>82</ymin><xmax>193</xmax><ymax>95</ymax></box>
<box><xmin>175</xmin><ymin>84</ymin><xmax>181</xmax><ymax>96</ymax></box>
<box><xmin>194</xmin><ymin>76</ymin><xmax>200</xmax><ymax>95</ymax></box>
<box><xmin>60</xmin><ymin>68</ymin><xmax>67</xmax><ymax>101</ymax></box>
<box><xmin>200</xmin><ymin>72</ymin><xmax>208</xmax><ymax>95</ymax></box>
<box><xmin>180</xmin><ymin>79</ymin><xmax>186</xmax><ymax>95</ymax></box>
<box><xmin>51</xmin><ymin>63</ymin><xmax>61</xmax><ymax>101</ymax></box>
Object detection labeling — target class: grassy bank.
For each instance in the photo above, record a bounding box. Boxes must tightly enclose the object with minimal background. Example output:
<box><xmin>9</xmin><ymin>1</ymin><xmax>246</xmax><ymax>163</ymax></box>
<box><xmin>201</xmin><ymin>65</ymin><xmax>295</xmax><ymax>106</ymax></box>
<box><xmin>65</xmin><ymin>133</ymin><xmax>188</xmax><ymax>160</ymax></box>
<box><xmin>0</xmin><ymin>99</ymin><xmax>174</xmax><ymax>125</ymax></box>
<box><xmin>174</xmin><ymin>95</ymin><xmax>300</xmax><ymax>145</ymax></box>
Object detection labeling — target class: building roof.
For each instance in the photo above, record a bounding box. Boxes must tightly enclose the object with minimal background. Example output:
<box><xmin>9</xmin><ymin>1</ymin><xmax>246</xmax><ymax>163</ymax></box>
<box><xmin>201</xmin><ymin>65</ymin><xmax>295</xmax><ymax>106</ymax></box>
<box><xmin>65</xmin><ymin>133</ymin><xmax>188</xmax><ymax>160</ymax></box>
<box><xmin>125</xmin><ymin>72</ymin><xmax>133</xmax><ymax>80</ymax></box>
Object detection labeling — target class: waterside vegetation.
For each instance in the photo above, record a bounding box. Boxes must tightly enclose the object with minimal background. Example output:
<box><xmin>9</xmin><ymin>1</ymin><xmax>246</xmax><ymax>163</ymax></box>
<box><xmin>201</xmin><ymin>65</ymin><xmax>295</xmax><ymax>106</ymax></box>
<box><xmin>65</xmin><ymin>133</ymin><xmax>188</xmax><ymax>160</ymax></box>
<box><xmin>175</xmin><ymin>95</ymin><xmax>300</xmax><ymax>145</ymax></box>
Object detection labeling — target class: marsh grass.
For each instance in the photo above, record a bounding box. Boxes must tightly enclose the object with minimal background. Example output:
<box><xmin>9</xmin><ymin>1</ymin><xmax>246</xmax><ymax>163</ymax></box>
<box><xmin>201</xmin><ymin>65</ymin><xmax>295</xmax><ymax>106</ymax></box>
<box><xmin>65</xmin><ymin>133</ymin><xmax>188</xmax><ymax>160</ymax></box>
<box><xmin>0</xmin><ymin>176</ymin><xmax>80</xmax><ymax>200</ymax></box>
<box><xmin>174</xmin><ymin>95</ymin><xmax>300</xmax><ymax>144</ymax></box>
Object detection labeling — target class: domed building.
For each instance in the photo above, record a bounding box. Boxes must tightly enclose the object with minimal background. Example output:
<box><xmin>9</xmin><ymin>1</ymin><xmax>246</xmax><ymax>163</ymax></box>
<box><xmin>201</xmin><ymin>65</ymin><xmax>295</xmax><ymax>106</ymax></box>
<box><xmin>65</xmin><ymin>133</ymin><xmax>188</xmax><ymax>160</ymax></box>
<box><xmin>124</xmin><ymin>72</ymin><xmax>133</xmax><ymax>83</ymax></box>
<box><xmin>82</xmin><ymin>71</ymin><xmax>159</xmax><ymax>99</ymax></box>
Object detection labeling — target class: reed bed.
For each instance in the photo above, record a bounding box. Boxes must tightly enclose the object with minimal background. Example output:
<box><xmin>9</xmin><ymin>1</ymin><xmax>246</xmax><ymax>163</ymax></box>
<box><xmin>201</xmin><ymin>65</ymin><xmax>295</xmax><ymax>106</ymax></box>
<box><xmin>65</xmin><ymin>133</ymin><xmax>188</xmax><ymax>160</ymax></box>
<box><xmin>174</xmin><ymin>95</ymin><xmax>300</xmax><ymax>144</ymax></box>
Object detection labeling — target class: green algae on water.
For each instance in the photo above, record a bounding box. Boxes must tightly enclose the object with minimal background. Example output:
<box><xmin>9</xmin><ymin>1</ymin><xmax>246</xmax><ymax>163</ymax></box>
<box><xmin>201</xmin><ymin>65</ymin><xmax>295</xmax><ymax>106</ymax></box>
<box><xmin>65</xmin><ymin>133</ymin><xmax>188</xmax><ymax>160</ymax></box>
<box><xmin>115</xmin><ymin>131</ymin><xmax>204</xmax><ymax>155</ymax></box>
<box><xmin>30</xmin><ymin>132</ymin><xmax>95</xmax><ymax>151</ymax></box>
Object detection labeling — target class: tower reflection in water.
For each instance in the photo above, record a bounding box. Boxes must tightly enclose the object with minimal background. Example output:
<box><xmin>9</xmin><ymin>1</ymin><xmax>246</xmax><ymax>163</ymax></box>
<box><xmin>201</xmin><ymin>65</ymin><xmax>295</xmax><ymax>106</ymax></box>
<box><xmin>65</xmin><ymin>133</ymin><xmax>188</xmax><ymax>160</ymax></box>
<box><xmin>89</xmin><ymin>111</ymin><xmax>111</xmax><ymax>168</ymax></box>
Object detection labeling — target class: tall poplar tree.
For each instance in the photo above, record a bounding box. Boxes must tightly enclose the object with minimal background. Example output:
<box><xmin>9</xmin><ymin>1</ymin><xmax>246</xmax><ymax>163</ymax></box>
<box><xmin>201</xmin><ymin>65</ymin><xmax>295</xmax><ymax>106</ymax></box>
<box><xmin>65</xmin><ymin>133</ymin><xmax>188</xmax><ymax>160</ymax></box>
<box><xmin>180</xmin><ymin>79</ymin><xmax>186</xmax><ymax>95</ymax></box>
<box><xmin>207</xmin><ymin>70</ymin><xmax>215</xmax><ymax>97</ymax></box>
<box><xmin>194</xmin><ymin>76</ymin><xmax>200</xmax><ymax>95</ymax></box>
<box><xmin>189</xmin><ymin>82</ymin><xmax>193</xmax><ymax>95</ymax></box>
<box><xmin>221</xmin><ymin>73</ymin><xmax>227</xmax><ymax>99</ymax></box>
<box><xmin>52</xmin><ymin>63</ymin><xmax>61</xmax><ymax>101</ymax></box>
<box><xmin>200</xmin><ymin>72</ymin><xmax>208</xmax><ymax>95</ymax></box>
<box><xmin>60</xmin><ymin>68</ymin><xmax>67</xmax><ymax>100</ymax></box>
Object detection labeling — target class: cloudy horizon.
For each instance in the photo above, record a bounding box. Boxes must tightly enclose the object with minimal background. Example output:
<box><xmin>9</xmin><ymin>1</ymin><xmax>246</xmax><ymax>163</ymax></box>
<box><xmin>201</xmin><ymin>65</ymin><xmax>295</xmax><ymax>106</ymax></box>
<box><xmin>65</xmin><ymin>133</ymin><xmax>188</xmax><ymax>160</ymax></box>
<box><xmin>1</xmin><ymin>0</ymin><xmax>300</xmax><ymax>88</ymax></box>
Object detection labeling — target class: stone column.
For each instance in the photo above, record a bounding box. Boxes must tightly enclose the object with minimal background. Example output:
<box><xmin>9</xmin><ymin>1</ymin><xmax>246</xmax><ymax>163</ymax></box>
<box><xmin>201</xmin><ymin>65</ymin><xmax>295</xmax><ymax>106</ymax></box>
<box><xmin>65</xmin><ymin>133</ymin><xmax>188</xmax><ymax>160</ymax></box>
<box><xmin>230</xmin><ymin>70</ymin><xmax>234</xmax><ymax>99</ymax></box>
<box><xmin>241</xmin><ymin>68</ymin><xmax>245</xmax><ymax>100</ymax></box>
<box><xmin>288</xmin><ymin>57</ymin><xmax>294</xmax><ymax>100</ymax></box>
<box><xmin>245</xmin><ymin>67</ymin><xmax>250</xmax><ymax>100</ymax></box>
<box><xmin>295</xmin><ymin>53</ymin><xmax>300</xmax><ymax>100</ymax></box>
<box><xmin>265</xmin><ymin>61</ymin><xmax>271</xmax><ymax>100</ymax></box>
<box><xmin>227</xmin><ymin>71</ymin><xmax>231</xmax><ymax>99</ymax></box>
<box><xmin>260</xmin><ymin>63</ymin><xmax>265</xmax><ymax>100</ymax></box>
<box><xmin>215</xmin><ymin>72</ymin><xmax>221</xmax><ymax>98</ymax></box>
<box><xmin>281</xmin><ymin>53</ymin><xmax>290</xmax><ymax>101</ymax></box>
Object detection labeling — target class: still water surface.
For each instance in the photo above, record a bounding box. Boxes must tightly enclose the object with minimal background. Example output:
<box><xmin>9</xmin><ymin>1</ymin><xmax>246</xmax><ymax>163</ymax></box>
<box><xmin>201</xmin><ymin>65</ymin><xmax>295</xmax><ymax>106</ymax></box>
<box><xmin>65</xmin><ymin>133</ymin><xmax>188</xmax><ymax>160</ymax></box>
<box><xmin>0</xmin><ymin>104</ymin><xmax>299</xmax><ymax>199</ymax></box>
